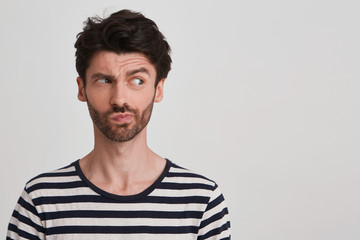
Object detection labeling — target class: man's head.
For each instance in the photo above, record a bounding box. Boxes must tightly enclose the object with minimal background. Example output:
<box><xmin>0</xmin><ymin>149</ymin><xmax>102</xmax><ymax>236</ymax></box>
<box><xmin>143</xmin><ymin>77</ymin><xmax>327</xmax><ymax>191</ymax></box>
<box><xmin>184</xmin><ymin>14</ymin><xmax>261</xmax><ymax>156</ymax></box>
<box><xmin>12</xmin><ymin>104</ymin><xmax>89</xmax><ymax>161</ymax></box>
<box><xmin>75</xmin><ymin>10</ymin><xmax>171</xmax><ymax>142</ymax></box>
<box><xmin>74</xmin><ymin>9</ymin><xmax>171</xmax><ymax>87</ymax></box>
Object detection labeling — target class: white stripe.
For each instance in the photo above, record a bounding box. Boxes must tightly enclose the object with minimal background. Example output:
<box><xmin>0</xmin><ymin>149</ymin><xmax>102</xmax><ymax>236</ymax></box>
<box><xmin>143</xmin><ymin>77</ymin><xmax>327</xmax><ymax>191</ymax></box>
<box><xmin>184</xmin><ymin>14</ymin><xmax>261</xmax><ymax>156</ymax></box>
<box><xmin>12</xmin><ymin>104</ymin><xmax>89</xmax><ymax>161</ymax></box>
<box><xmin>204</xmin><ymin>202</ymin><xmax>228</xmax><ymax>222</ymax></box>
<box><xmin>9</xmin><ymin>216</ymin><xmax>45</xmax><ymax>240</ymax></box>
<box><xmin>201</xmin><ymin>188</ymin><xmax>228</xmax><ymax>222</ymax></box>
<box><xmin>200</xmin><ymin>215</ymin><xmax>230</xmax><ymax>238</ymax></box>
<box><xmin>30</xmin><ymin>187</ymin><xmax>97</xmax><ymax>198</ymax></box>
<box><xmin>151</xmin><ymin>188</ymin><xmax>212</xmax><ymax>197</ymax></box>
<box><xmin>46</xmin><ymin>233</ymin><xmax>196</xmax><ymax>240</ymax></box>
<box><xmin>205</xmin><ymin>228</ymin><xmax>231</xmax><ymax>240</ymax></box>
<box><xmin>30</xmin><ymin>186</ymin><xmax>211</xmax><ymax>199</ymax></box>
<box><xmin>7</xmin><ymin>230</ymin><xmax>31</xmax><ymax>240</ymax></box>
<box><xmin>163</xmin><ymin>176</ymin><xmax>215</xmax><ymax>186</ymax></box>
<box><xmin>38</xmin><ymin>202</ymin><xmax>206</xmax><ymax>213</ymax></box>
<box><xmin>46</xmin><ymin>217</ymin><xmax>200</xmax><ymax>228</ymax></box>
<box><xmin>17</xmin><ymin>191</ymin><xmax>43</xmax><ymax>226</ymax></box>
<box><xmin>27</xmin><ymin>175</ymin><xmax>80</xmax><ymax>188</ymax></box>
<box><xmin>169</xmin><ymin>167</ymin><xmax>193</xmax><ymax>174</ymax></box>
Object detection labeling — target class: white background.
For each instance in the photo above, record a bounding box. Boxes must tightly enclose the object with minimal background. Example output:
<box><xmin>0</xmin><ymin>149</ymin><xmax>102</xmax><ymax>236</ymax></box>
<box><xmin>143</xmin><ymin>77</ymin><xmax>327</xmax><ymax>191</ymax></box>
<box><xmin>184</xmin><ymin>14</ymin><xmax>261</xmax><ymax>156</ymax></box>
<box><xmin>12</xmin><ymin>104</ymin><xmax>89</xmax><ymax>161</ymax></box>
<box><xmin>1</xmin><ymin>0</ymin><xmax>360</xmax><ymax>239</ymax></box>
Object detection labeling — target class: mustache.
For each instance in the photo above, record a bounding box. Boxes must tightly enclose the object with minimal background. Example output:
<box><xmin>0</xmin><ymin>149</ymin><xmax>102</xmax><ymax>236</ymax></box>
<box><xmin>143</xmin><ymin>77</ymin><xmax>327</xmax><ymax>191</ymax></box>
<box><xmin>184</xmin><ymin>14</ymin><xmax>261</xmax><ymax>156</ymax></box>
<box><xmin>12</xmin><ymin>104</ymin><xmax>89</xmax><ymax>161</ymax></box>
<box><xmin>105</xmin><ymin>104</ymin><xmax>138</xmax><ymax>115</ymax></box>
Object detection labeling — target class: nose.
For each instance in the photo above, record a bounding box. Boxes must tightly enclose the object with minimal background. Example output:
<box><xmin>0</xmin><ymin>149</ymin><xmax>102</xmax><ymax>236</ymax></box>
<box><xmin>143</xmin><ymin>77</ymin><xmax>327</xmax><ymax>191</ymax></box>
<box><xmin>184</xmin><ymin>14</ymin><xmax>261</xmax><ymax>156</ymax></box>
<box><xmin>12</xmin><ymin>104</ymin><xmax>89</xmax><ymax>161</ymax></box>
<box><xmin>109</xmin><ymin>82</ymin><xmax>129</xmax><ymax>107</ymax></box>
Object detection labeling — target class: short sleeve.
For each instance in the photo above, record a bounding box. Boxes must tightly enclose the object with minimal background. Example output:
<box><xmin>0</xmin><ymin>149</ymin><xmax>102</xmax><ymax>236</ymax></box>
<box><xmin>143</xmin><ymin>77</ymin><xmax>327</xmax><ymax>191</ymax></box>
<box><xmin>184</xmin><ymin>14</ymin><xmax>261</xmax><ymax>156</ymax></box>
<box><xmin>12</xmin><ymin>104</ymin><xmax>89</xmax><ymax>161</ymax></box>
<box><xmin>197</xmin><ymin>184</ymin><xmax>231</xmax><ymax>240</ymax></box>
<box><xmin>7</xmin><ymin>188</ymin><xmax>45</xmax><ymax>240</ymax></box>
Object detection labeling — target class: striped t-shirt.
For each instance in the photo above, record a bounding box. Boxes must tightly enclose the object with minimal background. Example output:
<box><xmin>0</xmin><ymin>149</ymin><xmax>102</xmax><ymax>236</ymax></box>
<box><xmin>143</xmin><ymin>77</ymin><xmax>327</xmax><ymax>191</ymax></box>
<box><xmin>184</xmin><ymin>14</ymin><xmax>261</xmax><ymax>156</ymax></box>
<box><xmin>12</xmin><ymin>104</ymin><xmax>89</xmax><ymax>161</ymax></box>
<box><xmin>7</xmin><ymin>159</ymin><xmax>231</xmax><ymax>239</ymax></box>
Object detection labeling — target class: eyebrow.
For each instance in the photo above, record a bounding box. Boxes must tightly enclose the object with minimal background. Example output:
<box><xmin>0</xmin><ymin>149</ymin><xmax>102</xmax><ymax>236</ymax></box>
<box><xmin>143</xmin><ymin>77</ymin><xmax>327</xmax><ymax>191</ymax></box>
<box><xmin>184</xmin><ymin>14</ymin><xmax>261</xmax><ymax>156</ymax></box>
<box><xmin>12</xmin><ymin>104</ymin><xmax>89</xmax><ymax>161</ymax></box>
<box><xmin>90</xmin><ymin>73</ymin><xmax>115</xmax><ymax>81</ymax></box>
<box><xmin>126</xmin><ymin>67</ymin><xmax>151</xmax><ymax>77</ymax></box>
<box><xmin>90</xmin><ymin>68</ymin><xmax>151</xmax><ymax>80</ymax></box>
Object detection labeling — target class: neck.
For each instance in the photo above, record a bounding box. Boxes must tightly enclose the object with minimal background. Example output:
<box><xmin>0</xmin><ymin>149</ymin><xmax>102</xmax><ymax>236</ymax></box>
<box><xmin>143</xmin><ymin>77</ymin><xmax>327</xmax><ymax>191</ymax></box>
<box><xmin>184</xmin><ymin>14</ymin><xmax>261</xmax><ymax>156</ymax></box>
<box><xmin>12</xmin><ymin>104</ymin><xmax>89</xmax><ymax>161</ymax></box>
<box><xmin>79</xmin><ymin>125</ymin><xmax>166</xmax><ymax>195</ymax></box>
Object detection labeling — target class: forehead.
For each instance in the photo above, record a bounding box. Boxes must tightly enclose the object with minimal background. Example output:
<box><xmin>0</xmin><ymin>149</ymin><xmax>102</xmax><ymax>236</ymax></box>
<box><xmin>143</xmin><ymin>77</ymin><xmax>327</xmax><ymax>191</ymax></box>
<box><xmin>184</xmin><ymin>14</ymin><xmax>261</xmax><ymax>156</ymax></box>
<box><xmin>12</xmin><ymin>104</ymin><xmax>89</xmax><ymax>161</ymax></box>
<box><xmin>86</xmin><ymin>51</ymin><xmax>156</xmax><ymax>77</ymax></box>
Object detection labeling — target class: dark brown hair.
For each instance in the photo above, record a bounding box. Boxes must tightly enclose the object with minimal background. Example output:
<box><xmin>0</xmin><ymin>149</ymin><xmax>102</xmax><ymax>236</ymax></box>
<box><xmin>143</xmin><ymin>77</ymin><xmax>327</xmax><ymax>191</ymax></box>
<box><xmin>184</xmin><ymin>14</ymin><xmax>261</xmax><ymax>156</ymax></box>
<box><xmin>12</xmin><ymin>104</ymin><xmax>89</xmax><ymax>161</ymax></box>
<box><xmin>74</xmin><ymin>9</ymin><xmax>172</xmax><ymax>86</ymax></box>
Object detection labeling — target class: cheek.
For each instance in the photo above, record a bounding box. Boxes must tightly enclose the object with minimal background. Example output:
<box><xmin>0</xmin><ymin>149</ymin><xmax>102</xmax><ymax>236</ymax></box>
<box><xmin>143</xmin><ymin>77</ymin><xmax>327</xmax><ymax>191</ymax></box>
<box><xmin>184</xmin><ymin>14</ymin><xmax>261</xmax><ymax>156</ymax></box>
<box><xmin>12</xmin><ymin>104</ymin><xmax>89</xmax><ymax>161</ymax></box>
<box><xmin>84</xmin><ymin>94</ymin><xmax>108</xmax><ymax>115</ymax></box>
<box><xmin>142</xmin><ymin>91</ymin><xmax>156</xmax><ymax>107</ymax></box>
<box><xmin>134</xmin><ymin>88</ymin><xmax>156</xmax><ymax>105</ymax></box>
<box><xmin>85</xmin><ymin>88</ymin><xmax>108</xmax><ymax>103</ymax></box>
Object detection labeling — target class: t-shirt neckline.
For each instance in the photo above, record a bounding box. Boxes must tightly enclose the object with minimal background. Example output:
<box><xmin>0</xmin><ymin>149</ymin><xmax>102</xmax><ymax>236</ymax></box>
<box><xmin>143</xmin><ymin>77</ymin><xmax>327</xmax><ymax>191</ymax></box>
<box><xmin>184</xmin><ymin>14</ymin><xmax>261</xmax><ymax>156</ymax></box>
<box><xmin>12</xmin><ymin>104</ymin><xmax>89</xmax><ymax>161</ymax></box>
<box><xmin>74</xmin><ymin>158</ymin><xmax>171</xmax><ymax>201</ymax></box>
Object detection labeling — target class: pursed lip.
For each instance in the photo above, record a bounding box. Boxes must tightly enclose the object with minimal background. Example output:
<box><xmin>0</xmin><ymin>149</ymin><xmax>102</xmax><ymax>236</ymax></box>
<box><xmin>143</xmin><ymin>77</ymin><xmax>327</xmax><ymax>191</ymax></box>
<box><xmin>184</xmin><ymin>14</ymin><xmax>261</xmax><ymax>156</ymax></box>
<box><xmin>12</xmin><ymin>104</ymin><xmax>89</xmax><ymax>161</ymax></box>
<box><xmin>111</xmin><ymin>113</ymin><xmax>133</xmax><ymax>124</ymax></box>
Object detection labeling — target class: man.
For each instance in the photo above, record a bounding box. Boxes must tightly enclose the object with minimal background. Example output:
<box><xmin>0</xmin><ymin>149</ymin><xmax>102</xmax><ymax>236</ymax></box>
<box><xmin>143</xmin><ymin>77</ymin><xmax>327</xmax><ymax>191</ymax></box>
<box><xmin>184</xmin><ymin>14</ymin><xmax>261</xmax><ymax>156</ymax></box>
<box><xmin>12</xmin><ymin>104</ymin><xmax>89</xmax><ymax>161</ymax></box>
<box><xmin>7</xmin><ymin>9</ymin><xmax>231</xmax><ymax>239</ymax></box>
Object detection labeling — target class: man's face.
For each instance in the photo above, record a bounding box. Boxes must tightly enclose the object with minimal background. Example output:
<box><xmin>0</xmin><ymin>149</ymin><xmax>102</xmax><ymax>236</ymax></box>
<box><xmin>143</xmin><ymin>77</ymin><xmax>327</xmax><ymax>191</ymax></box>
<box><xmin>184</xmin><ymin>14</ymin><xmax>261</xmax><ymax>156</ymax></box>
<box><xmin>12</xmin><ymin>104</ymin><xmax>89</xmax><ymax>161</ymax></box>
<box><xmin>77</xmin><ymin>51</ymin><xmax>164</xmax><ymax>142</ymax></box>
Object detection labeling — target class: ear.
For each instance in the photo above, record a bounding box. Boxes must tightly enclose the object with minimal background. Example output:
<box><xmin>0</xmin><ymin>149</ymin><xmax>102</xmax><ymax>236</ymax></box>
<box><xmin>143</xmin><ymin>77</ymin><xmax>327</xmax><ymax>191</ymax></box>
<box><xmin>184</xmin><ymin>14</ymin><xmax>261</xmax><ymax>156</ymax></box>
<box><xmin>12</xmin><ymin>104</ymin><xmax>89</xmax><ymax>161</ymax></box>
<box><xmin>154</xmin><ymin>78</ymin><xmax>165</xmax><ymax>103</ymax></box>
<box><xmin>77</xmin><ymin>77</ymin><xmax>86</xmax><ymax>102</ymax></box>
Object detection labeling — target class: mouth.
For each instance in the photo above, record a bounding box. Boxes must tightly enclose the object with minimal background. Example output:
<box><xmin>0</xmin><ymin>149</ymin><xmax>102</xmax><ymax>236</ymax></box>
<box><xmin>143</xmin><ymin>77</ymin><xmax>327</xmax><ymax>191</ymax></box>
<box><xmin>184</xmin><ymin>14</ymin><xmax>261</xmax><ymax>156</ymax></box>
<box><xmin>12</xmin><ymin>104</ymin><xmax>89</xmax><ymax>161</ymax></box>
<box><xmin>111</xmin><ymin>113</ymin><xmax>133</xmax><ymax>124</ymax></box>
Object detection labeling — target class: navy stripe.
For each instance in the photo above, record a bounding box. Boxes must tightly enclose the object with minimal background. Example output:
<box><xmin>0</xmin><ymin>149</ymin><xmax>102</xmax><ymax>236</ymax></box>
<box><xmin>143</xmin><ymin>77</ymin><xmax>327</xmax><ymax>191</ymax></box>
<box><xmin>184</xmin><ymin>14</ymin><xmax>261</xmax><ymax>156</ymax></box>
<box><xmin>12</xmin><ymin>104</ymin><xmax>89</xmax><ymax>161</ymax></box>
<box><xmin>33</xmin><ymin>195</ymin><xmax>210</xmax><ymax>205</ymax></box>
<box><xmin>31</xmin><ymin>170</ymin><xmax>77</xmax><ymax>179</ymax></box>
<box><xmin>219</xmin><ymin>237</ymin><xmax>231</xmax><ymax>240</ymax></box>
<box><xmin>167</xmin><ymin>171</ymin><xmax>213</xmax><ymax>181</ymax></box>
<box><xmin>169</xmin><ymin>162</ymin><xmax>187</xmax><ymax>170</ymax></box>
<box><xmin>27</xmin><ymin>181</ymin><xmax>85</xmax><ymax>193</ymax></box>
<box><xmin>8</xmin><ymin>223</ymin><xmax>42</xmax><ymax>240</ymax></box>
<box><xmin>29</xmin><ymin>181</ymin><xmax>214</xmax><ymax>193</ymax></box>
<box><xmin>18</xmin><ymin>196</ymin><xmax>38</xmax><ymax>217</ymax></box>
<box><xmin>41</xmin><ymin>210</ymin><xmax>203</xmax><ymax>220</ymax></box>
<box><xmin>199</xmin><ymin>207</ymin><xmax>229</xmax><ymax>229</ymax></box>
<box><xmin>205</xmin><ymin>193</ymin><xmax>225</xmax><ymax>212</ymax></box>
<box><xmin>46</xmin><ymin>225</ymin><xmax>198</xmax><ymax>235</ymax></box>
<box><xmin>158</xmin><ymin>182</ymin><xmax>214</xmax><ymax>190</ymax></box>
<box><xmin>27</xmin><ymin>166</ymin><xmax>76</xmax><ymax>183</ymax></box>
<box><xmin>12</xmin><ymin>210</ymin><xmax>45</xmax><ymax>233</ymax></box>
<box><xmin>198</xmin><ymin>221</ymin><xmax>231</xmax><ymax>240</ymax></box>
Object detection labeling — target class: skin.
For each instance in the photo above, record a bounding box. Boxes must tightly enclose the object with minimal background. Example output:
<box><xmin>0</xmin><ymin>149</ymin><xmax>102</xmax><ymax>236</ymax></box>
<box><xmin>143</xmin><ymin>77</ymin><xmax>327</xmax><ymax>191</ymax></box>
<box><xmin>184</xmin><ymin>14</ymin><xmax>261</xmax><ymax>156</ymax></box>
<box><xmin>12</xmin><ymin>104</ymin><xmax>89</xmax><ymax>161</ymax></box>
<box><xmin>76</xmin><ymin>51</ymin><xmax>166</xmax><ymax>196</ymax></box>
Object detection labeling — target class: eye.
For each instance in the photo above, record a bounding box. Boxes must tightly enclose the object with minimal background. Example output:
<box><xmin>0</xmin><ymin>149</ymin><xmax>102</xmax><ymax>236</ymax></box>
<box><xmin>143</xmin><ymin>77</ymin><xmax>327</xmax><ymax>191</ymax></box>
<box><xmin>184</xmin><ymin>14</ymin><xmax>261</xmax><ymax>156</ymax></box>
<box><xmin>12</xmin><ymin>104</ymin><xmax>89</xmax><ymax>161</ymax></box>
<box><xmin>97</xmin><ymin>78</ymin><xmax>111</xmax><ymax>84</ymax></box>
<box><xmin>132</xmin><ymin>78</ymin><xmax>144</xmax><ymax>85</ymax></box>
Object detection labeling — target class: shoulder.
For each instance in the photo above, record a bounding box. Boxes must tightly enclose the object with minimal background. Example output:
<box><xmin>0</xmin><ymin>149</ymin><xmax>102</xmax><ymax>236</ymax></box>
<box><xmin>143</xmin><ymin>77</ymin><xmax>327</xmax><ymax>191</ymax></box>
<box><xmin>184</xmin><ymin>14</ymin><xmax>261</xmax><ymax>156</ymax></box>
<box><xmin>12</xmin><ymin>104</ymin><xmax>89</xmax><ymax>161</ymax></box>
<box><xmin>24</xmin><ymin>161</ymin><xmax>80</xmax><ymax>195</ymax></box>
<box><xmin>166</xmin><ymin>160</ymin><xmax>231</xmax><ymax>236</ymax></box>
<box><xmin>165</xmin><ymin>160</ymin><xmax>219</xmax><ymax>192</ymax></box>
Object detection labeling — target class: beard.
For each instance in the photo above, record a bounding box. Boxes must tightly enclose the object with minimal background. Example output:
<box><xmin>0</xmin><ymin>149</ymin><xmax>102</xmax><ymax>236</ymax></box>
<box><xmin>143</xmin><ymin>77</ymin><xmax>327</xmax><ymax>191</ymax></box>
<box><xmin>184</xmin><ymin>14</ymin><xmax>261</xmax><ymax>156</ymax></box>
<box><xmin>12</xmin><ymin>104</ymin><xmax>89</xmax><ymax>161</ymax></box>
<box><xmin>86</xmin><ymin>96</ymin><xmax>154</xmax><ymax>142</ymax></box>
